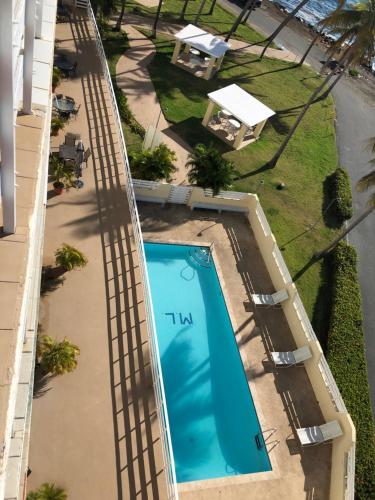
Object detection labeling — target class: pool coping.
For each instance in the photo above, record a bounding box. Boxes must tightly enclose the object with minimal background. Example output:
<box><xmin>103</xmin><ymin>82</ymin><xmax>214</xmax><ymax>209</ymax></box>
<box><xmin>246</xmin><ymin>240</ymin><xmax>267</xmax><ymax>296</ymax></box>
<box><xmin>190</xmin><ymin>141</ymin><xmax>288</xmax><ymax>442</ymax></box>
<box><xmin>143</xmin><ymin>238</ymin><xmax>281</xmax><ymax>491</ymax></box>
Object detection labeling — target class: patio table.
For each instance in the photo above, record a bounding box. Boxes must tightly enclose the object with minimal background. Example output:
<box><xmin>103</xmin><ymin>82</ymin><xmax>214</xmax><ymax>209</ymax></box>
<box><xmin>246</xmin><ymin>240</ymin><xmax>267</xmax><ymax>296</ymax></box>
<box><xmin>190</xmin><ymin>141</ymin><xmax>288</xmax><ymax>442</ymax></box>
<box><xmin>59</xmin><ymin>144</ymin><xmax>78</xmax><ymax>161</ymax></box>
<box><xmin>54</xmin><ymin>98</ymin><xmax>75</xmax><ymax>115</ymax></box>
<box><xmin>55</xmin><ymin>60</ymin><xmax>74</xmax><ymax>72</ymax></box>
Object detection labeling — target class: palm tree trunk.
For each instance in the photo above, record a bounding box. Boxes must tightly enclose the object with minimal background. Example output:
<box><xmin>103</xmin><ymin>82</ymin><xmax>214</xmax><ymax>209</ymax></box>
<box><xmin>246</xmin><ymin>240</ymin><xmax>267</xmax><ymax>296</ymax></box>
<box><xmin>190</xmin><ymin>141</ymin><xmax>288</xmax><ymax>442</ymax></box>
<box><xmin>260</xmin><ymin>0</ymin><xmax>310</xmax><ymax>59</ymax></box>
<box><xmin>115</xmin><ymin>0</ymin><xmax>126</xmax><ymax>30</ymax></box>
<box><xmin>315</xmin><ymin>205</ymin><xmax>375</xmax><ymax>258</ymax></box>
<box><xmin>194</xmin><ymin>0</ymin><xmax>208</xmax><ymax>25</ymax></box>
<box><xmin>208</xmin><ymin>0</ymin><xmax>217</xmax><ymax>15</ymax></box>
<box><xmin>152</xmin><ymin>0</ymin><xmax>163</xmax><ymax>38</ymax></box>
<box><xmin>321</xmin><ymin>67</ymin><xmax>346</xmax><ymax>95</ymax></box>
<box><xmin>298</xmin><ymin>31</ymin><xmax>320</xmax><ymax>66</ymax></box>
<box><xmin>225</xmin><ymin>0</ymin><xmax>256</xmax><ymax>42</ymax></box>
<box><xmin>267</xmin><ymin>49</ymin><xmax>352</xmax><ymax>169</ymax></box>
<box><xmin>180</xmin><ymin>0</ymin><xmax>190</xmax><ymax>21</ymax></box>
<box><xmin>241</xmin><ymin>1</ymin><xmax>256</xmax><ymax>24</ymax></box>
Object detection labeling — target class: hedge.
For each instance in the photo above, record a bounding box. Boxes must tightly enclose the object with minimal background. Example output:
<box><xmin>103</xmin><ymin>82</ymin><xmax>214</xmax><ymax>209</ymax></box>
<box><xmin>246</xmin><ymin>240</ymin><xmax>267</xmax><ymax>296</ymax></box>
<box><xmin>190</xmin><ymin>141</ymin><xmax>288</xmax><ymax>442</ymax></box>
<box><xmin>327</xmin><ymin>242</ymin><xmax>375</xmax><ymax>499</ymax></box>
<box><xmin>330</xmin><ymin>168</ymin><xmax>353</xmax><ymax>223</ymax></box>
<box><xmin>112</xmin><ymin>83</ymin><xmax>146</xmax><ymax>138</ymax></box>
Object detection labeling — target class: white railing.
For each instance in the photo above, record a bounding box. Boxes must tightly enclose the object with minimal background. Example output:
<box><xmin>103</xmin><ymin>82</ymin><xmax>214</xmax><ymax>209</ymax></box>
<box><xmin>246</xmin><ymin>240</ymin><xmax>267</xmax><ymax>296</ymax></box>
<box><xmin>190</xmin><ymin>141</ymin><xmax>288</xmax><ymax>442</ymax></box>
<box><xmin>272</xmin><ymin>243</ymin><xmax>292</xmax><ymax>284</ymax></box>
<box><xmin>87</xmin><ymin>5</ymin><xmax>178</xmax><ymax>499</ymax></box>
<box><xmin>318</xmin><ymin>356</ymin><xmax>347</xmax><ymax>413</ymax></box>
<box><xmin>203</xmin><ymin>188</ymin><xmax>247</xmax><ymax>200</ymax></box>
<box><xmin>345</xmin><ymin>444</ymin><xmax>356</xmax><ymax>500</ymax></box>
<box><xmin>293</xmin><ymin>293</ymin><xmax>317</xmax><ymax>342</ymax></box>
<box><xmin>132</xmin><ymin>179</ymin><xmax>160</xmax><ymax>190</ymax></box>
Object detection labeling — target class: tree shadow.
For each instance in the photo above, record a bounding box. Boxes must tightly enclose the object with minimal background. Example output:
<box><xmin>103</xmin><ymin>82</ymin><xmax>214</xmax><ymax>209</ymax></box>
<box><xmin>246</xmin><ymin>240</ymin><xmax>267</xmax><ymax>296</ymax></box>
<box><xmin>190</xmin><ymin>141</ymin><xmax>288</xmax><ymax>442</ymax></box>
<box><xmin>33</xmin><ymin>366</ymin><xmax>53</xmax><ymax>399</ymax></box>
<box><xmin>322</xmin><ymin>173</ymin><xmax>342</xmax><ymax>230</ymax></box>
<box><xmin>169</xmin><ymin>117</ymin><xmax>232</xmax><ymax>153</ymax></box>
<box><xmin>311</xmin><ymin>255</ymin><xmax>333</xmax><ymax>352</ymax></box>
<box><xmin>292</xmin><ymin>256</ymin><xmax>318</xmax><ymax>282</ymax></box>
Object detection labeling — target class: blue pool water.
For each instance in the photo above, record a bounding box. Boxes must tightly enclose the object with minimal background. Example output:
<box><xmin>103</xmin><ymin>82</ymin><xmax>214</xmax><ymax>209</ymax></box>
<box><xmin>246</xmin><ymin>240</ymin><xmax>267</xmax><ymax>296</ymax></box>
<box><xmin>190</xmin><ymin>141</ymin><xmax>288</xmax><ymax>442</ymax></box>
<box><xmin>144</xmin><ymin>242</ymin><xmax>271</xmax><ymax>483</ymax></box>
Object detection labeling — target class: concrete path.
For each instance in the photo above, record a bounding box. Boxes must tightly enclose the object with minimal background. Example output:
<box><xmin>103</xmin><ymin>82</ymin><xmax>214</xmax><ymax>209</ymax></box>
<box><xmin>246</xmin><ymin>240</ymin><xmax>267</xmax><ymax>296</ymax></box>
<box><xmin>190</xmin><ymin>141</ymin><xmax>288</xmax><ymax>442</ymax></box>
<box><xmin>116</xmin><ymin>24</ymin><xmax>191</xmax><ymax>184</ymax></box>
<box><xmin>220</xmin><ymin>0</ymin><xmax>375</xmax><ymax>412</ymax></box>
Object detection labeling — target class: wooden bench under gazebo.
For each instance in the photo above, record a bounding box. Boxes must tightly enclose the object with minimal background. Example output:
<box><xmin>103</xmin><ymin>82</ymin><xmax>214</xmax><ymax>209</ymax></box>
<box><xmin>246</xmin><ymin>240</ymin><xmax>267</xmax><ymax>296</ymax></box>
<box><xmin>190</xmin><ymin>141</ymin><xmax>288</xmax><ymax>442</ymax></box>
<box><xmin>202</xmin><ymin>84</ymin><xmax>275</xmax><ymax>149</ymax></box>
<box><xmin>171</xmin><ymin>24</ymin><xmax>230</xmax><ymax>80</ymax></box>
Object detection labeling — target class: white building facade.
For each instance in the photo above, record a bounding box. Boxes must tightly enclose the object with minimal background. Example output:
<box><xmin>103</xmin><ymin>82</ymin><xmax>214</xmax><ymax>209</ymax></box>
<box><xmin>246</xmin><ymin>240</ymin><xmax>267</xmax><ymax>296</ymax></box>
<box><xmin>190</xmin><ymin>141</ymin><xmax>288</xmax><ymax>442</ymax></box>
<box><xmin>0</xmin><ymin>1</ymin><xmax>57</xmax><ymax>498</ymax></box>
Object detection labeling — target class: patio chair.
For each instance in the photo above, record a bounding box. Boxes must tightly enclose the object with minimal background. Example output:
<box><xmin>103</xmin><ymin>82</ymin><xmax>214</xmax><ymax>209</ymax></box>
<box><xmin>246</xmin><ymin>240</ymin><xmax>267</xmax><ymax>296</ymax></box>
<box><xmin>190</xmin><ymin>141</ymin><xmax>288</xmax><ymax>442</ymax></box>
<box><xmin>55</xmin><ymin>93</ymin><xmax>63</xmax><ymax>100</ymax></box>
<box><xmin>71</xmin><ymin>104</ymin><xmax>81</xmax><ymax>120</ymax></box>
<box><xmin>83</xmin><ymin>147</ymin><xmax>91</xmax><ymax>166</ymax></box>
<box><xmin>296</xmin><ymin>420</ymin><xmax>343</xmax><ymax>446</ymax></box>
<box><xmin>270</xmin><ymin>345</ymin><xmax>312</xmax><ymax>367</ymax></box>
<box><xmin>64</xmin><ymin>132</ymin><xmax>77</xmax><ymax>146</ymax></box>
<box><xmin>251</xmin><ymin>289</ymin><xmax>289</xmax><ymax>307</ymax></box>
<box><xmin>69</xmin><ymin>61</ymin><xmax>78</xmax><ymax>77</ymax></box>
<box><xmin>65</xmin><ymin>96</ymin><xmax>75</xmax><ymax>103</ymax></box>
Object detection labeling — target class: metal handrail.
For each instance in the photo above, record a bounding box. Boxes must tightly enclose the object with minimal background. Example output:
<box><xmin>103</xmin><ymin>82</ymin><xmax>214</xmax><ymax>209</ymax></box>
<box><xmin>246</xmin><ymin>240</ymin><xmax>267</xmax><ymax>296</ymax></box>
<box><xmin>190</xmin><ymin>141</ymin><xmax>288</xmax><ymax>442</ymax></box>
<box><xmin>87</xmin><ymin>5</ymin><xmax>178</xmax><ymax>499</ymax></box>
<box><xmin>293</xmin><ymin>293</ymin><xmax>317</xmax><ymax>342</ymax></box>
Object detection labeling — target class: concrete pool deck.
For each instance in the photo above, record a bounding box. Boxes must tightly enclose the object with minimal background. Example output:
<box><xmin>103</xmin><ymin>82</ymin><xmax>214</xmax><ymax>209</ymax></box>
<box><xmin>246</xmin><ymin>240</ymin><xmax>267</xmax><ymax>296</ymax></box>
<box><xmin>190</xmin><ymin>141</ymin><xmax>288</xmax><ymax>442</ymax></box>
<box><xmin>138</xmin><ymin>203</ymin><xmax>332</xmax><ymax>499</ymax></box>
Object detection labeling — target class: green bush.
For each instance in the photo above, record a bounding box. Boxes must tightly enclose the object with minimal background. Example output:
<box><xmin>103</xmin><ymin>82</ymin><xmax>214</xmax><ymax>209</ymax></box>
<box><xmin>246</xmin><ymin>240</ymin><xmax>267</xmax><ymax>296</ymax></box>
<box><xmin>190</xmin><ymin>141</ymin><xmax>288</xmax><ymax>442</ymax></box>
<box><xmin>113</xmin><ymin>82</ymin><xmax>145</xmax><ymax>138</ymax></box>
<box><xmin>330</xmin><ymin>168</ymin><xmax>353</xmax><ymax>222</ymax></box>
<box><xmin>349</xmin><ymin>68</ymin><xmax>359</xmax><ymax>77</ymax></box>
<box><xmin>327</xmin><ymin>242</ymin><xmax>375</xmax><ymax>499</ymax></box>
<box><xmin>129</xmin><ymin>143</ymin><xmax>177</xmax><ymax>181</ymax></box>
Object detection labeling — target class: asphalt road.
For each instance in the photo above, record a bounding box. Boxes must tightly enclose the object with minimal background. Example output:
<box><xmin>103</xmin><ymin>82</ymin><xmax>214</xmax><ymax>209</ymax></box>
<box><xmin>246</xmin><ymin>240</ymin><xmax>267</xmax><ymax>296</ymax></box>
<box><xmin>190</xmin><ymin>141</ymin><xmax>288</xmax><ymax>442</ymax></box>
<box><xmin>220</xmin><ymin>0</ymin><xmax>375</xmax><ymax>411</ymax></box>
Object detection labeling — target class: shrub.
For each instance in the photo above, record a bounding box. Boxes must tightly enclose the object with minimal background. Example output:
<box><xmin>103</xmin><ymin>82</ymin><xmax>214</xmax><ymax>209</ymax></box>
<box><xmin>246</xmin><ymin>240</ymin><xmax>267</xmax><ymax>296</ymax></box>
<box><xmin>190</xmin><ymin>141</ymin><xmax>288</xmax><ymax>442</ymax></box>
<box><xmin>129</xmin><ymin>143</ymin><xmax>177</xmax><ymax>181</ymax></box>
<box><xmin>52</xmin><ymin>67</ymin><xmax>63</xmax><ymax>90</ymax></box>
<box><xmin>37</xmin><ymin>336</ymin><xmax>80</xmax><ymax>376</ymax></box>
<box><xmin>27</xmin><ymin>482</ymin><xmax>67</xmax><ymax>500</ymax></box>
<box><xmin>113</xmin><ymin>82</ymin><xmax>145</xmax><ymax>138</ymax></box>
<box><xmin>50</xmin><ymin>117</ymin><xmax>65</xmax><ymax>136</ymax></box>
<box><xmin>330</xmin><ymin>168</ymin><xmax>353</xmax><ymax>222</ymax></box>
<box><xmin>327</xmin><ymin>242</ymin><xmax>375</xmax><ymax>499</ymax></box>
<box><xmin>349</xmin><ymin>68</ymin><xmax>359</xmax><ymax>77</ymax></box>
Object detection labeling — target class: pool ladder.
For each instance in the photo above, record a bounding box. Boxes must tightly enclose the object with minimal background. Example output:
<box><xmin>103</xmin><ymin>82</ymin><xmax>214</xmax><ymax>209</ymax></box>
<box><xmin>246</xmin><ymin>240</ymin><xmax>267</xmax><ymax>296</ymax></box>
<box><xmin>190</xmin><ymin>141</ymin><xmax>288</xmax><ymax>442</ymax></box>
<box><xmin>255</xmin><ymin>433</ymin><xmax>265</xmax><ymax>450</ymax></box>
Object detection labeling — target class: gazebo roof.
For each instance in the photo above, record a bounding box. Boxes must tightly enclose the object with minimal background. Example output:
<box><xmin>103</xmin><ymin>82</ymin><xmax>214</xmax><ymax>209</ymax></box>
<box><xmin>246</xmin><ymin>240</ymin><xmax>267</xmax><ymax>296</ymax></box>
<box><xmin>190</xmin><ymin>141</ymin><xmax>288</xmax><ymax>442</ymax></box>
<box><xmin>174</xmin><ymin>24</ymin><xmax>230</xmax><ymax>58</ymax></box>
<box><xmin>208</xmin><ymin>84</ymin><xmax>275</xmax><ymax>128</ymax></box>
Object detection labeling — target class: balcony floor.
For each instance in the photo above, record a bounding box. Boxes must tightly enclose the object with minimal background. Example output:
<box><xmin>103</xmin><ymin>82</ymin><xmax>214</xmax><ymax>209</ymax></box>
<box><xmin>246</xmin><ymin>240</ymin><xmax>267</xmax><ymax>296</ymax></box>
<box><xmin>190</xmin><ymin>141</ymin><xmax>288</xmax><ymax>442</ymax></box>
<box><xmin>28</xmin><ymin>11</ymin><xmax>166</xmax><ymax>500</ymax></box>
<box><xmin>138</xmin><ymin>203</ymin><xmax>332</xmax><ymax>500</ymax></box>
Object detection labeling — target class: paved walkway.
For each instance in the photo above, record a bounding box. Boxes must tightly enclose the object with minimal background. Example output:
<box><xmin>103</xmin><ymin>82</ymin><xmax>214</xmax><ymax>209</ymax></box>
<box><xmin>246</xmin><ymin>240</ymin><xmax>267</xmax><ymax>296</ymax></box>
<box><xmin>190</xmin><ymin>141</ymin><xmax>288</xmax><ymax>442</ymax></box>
<box><xmin>28</xmin><ymin>11</ymin><xmax>166</xmax><ymax>500</ymax></box>
<box><xmin>116</xmin><ymin>25</ymin><xmax>191</xmax><ymax>184</ymax></box>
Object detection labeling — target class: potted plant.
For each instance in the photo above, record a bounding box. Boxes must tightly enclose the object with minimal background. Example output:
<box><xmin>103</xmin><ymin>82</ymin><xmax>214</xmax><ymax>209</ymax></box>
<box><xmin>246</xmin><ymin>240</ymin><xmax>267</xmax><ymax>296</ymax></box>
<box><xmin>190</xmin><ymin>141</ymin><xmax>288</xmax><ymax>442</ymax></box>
<box><xmin>37</xmin><ymin>335</ymin><xmax>80</xmax><ymax>376</ymax></box>
<box><xmin>50</xmin><ymin>117</ymin><xmax>65</xmax><ymax>136</ymax></box>
<box><xmin>50</xmin><ymin>156</ymin><xmax>74</xmax><ymax>195</ymax></box>
<box><xmin>52</xmin><ymin>67</ymin><xmax>63</xmax><ymax>91</ymax></box>
<box><xmin>55</xmin><ymin>243</ymin><xmax>88</xmax><ymax>273</ymax></box>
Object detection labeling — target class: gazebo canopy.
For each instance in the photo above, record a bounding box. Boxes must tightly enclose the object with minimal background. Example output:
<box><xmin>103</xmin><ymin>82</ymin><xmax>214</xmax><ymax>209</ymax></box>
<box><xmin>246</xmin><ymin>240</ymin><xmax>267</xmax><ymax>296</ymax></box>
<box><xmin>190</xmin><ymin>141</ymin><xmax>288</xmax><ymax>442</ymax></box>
<box><xmin>174</xmin><ymin>24</ymin><xmax>230</xmax><ymax>58</ymax></box>
<box><xmin>208</xmin><ymin>84</ymin><xmax>275</xmax><ymax>128</ymax></box>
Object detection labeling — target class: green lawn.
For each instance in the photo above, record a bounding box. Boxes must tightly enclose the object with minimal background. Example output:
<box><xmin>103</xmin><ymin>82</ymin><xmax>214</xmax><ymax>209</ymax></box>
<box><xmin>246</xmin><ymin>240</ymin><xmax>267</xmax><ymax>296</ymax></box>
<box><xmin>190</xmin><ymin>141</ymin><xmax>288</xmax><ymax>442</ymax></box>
<box><xmin>124</xmin><ymin>0</ymin><xmax>267</xmax><ymax>45</ymax></box>
<box><xmin>144</xmin><ymin>32</ymin><xmax>339</xmax><ymax>331</ymax></box>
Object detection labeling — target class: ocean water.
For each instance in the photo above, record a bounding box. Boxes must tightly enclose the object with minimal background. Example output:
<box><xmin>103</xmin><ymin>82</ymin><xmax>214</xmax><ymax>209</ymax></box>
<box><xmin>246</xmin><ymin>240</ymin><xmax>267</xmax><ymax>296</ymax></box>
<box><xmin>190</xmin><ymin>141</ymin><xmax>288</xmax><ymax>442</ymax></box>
<box><xmin>144</xmin><ymin>242</ymin><xmax>271</xmax><ymax>482</ymax></box>
<box><xmin>271</xmin><ymin>0</ymin><xmax>339</xmax><ymax>25</ymax></box>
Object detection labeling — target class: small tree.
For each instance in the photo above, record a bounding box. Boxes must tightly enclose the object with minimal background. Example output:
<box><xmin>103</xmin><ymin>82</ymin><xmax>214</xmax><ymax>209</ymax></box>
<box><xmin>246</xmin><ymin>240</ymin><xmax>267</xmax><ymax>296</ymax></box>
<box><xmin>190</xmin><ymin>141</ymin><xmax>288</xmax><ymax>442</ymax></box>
<box><xmin>37</xmin><ymin>336</ymin><xmax>80</xmax><ymax>376</ymax></box>
<box><xmin>27</xmin><ymin>483</ymin><xmax>67</xmax><ymax>500</ymax></box>
<box><xmin>186</xmin><ymin>143</ymin><xmax>238</xmax><ymax>195</ymax></box>
<box><xmin>55</xmin><ymin>244</ymin><xmax>88</xmax><ymax>272</ymax></box>
<box><xmin>130</xmin><ymin>144</ymin><xmax>177</xmax><ymax>181</ymax></box>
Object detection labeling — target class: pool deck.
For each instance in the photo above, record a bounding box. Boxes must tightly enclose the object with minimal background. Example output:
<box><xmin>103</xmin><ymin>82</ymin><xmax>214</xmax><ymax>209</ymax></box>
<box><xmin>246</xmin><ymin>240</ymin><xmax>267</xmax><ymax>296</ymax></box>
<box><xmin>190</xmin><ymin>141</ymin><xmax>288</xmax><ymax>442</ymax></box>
<box><xmin>138</xmin><ymin>203</ymin><xmax>332</xmax><ymax>500</ymax></box>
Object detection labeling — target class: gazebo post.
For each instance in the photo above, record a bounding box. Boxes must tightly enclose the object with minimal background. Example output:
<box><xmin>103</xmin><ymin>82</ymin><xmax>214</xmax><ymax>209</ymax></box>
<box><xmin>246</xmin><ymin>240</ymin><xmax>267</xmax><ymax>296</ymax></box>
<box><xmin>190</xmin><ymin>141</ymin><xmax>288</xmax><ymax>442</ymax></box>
<box><xmin>254</xmin><ymin>119</ymin><xmax>267</xmax><ymax>138</ymax></box>
<box><xmin>204</xmin><ymin>57</ymin><xmax>217</xmax><ymax>80</ymax></box>
<box><xmin>215</xmin><ymin>55</ymin><xmax>225</xmax><ymax>72</ymax></box>
<box><xmin>202</xmin><ymin>100</ymin><xmax>215</xmax><ymax>126</ymax></box>
<box><xmin>184</xmin><ymin>43</ymin><xmax>191</xmax><ymax>54</ymax></box>
<box><xmin>233</xmin><ymin>123</ymin><xmax>248</xmax><ymax>149</ymax></box>
<box><xmin>172</xmin><ymin>40</ymin><xmax>182</xmax><ymax>64</ymax></box>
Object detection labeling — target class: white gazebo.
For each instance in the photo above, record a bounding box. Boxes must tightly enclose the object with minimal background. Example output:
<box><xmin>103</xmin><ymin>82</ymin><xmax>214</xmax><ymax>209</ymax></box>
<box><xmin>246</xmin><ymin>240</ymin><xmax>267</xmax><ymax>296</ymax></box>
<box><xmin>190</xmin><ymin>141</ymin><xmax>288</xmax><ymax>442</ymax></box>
<box><xmin>171</xmin><ymin>24</ymin><xmax>230</xmax><ymax>80</ymax></box>
<box><xmin>202</xmin><ymin>84</ymin><xmax>275</xmax><ymax>149</ymax></box>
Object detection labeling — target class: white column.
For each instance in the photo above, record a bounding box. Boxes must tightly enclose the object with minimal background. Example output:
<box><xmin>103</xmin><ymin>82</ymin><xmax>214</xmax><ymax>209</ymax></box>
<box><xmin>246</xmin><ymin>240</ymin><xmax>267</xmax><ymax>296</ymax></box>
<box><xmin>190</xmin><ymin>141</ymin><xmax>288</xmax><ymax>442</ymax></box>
<box><xmin>0</xmin><ymin>0</ymin><xmax>16</xmax><ymax>234</ymax></box>
<box><xmin>233</xmin><ymin>122</ymin><xmax>247</xmax><ymax>149</ymax></box>
<box><xmin>204</xmin><ymin>57</ymin><xmax>216</xmax><ymax>80</ymax></box>
<box><xmin>171</xmin><ymin>40</ymin><xmax>181</xmax><ymax>64</ymax></box>
<box><xmin>35</xmin><ymin>0</ymin><xmax>44</xmax><ymax>39</ymax></box>
<box><xmin>23</xmin><ymin>0</ymin><xmax>37</xmax><ymax>114</ymax></box>
<box><xmin>202</xmin><ymin>100</ymin><xmax>215</xmax><ymax>127</ymax></box>
<box><xmin>254</xmin><ymin>119</ymin><xmax>267</xmax><ymax>138</ymax></box>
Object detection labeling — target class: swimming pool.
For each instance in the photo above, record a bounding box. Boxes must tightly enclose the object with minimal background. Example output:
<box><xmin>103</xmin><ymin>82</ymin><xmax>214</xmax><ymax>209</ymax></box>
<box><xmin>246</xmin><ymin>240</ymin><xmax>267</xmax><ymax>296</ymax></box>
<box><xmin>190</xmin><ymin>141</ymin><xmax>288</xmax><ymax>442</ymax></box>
<box><xmin>144</xmin><ymin>242</ymin><xmax>271</xmax><ymax>483</ymax></box>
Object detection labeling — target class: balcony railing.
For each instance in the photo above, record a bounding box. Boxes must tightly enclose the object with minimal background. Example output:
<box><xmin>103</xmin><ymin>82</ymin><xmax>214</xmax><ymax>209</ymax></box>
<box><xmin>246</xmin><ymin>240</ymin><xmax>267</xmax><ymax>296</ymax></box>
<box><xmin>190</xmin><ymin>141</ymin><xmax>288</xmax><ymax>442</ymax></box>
<box><xmin>87</xmin><ymin>4</ymin><xmax>179</xmax><ymax>499</ymax></box>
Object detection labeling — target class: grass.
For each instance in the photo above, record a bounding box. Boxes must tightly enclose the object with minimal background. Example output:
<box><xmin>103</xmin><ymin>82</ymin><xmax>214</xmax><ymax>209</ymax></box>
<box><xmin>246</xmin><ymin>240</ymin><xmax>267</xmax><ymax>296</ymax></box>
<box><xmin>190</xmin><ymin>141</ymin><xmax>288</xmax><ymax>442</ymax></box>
<box><xmin>144</xmin><ymin>31</ymin><xmax>339</xmax><ymax>326</ymax></box>
<box><xmin>100</xmin><ymin>23</ymin><xmax>143</xmax><ymax>152</ymax></box>
<box><xmin>124</xmin><ymin>0</ymin><xmax>267</xmax><ymax>45</ymax></box>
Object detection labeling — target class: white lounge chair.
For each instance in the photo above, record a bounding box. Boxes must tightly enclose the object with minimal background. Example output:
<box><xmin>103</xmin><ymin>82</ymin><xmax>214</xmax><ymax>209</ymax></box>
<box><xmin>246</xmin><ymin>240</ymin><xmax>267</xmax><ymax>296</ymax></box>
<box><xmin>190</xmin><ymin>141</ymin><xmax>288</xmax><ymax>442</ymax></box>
<box><xmin>271</xmin><ymin>345</ymin><xmax>312</xmax><ymax>367</ymax></box>
<box><xmin>251</xmin><ymin>289</ymin><xmax>289</xmax><ymax>307</ymax></box>
<box><xmin>296</xmin><ymin>420</ymin><xmax>343</xmax><ymax>446</ymax></box>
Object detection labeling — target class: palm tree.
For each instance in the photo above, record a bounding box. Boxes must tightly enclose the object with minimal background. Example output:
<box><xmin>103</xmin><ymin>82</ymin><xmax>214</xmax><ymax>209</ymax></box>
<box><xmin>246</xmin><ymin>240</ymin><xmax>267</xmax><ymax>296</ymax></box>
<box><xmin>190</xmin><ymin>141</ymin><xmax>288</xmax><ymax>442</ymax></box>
<box><xmin>55</xmin><ymin>244</ymin><xmax>88</xmax><ymax>272</ymax></box>
<box><xmin>266</xmin><ymin>0</ymin><xmax>375</xmax><ymax>169</ymax></box>
<box><xmin>225</xmin><ymin>0</ymin><xmax>257</xmax><ymax>42</ymax></box>
<box><xmin>37</xmin><ymin>335</ymin><xmax>80</xmax><ymax>376</ymax></box>
<box><xmin>180</xmin><ymin>0</ymin><xmax>190</xmax><ymax>21</ymax></box>
<box><xmin>186</xmin><ymin>143</ymin><xmax>238</xmax><ymax>195</ymax></box>
<box><xmin>241</xmin><ymin>0</ymin><xmax>257</xmax><ymax>25</ymax></box>
<box><xmin>115</xmin><ymin>0</ymin><xmax>126</xmax><ymax>31</ymax></box>
<box><xmin>260</xmin><ymin>0</ymin><xmax>310</xmax><ymax>59</ymax></box>
<box><xmin>27</xmin><ymin>483</ymin><xmax>67</xmax><ymax>500</ymax></box>
<box><xmin>194</xmin><ymin>0</ymin><xmax>209</xmax><ymax>25</ymax></box>
<box><xmin>315</xmin><ymin>137</ymin><xmax>375</xmax><ymax>258</ymax></box>
<box><xmin>151</xmin><ymin>0</ymin><xmax>163</xmax><ymax>38</ymax></box>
